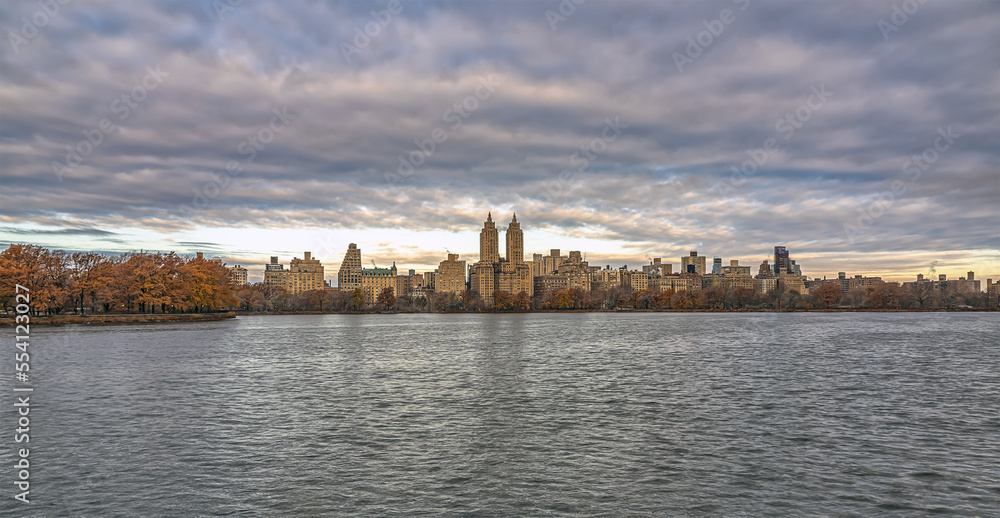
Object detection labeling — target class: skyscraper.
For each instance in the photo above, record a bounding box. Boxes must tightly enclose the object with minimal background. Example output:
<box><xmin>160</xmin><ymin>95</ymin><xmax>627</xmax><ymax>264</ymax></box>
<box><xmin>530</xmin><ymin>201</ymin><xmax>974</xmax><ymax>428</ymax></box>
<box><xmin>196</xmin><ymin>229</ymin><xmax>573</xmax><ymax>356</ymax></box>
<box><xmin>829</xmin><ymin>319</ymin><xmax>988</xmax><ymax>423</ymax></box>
<box><xmin>773</xmin><ymin>246</ymin><xmax>791</xmax><ymax>276</ymax></box>
<box><xmin>681</xmin><ymin>251</ymin><xmax>706</xmax><ymax>275</ymax></box>
<box><xmin>264</xmin><ymin>256</ymin><xmax>287</xmax><ymax>290</ymax></box>
<box><xmin>506</xmin><ymin>213</ymin><xmax>523</xmax><ymax>264</ymax></box>
<box><xmin>436</xmin><ymin>253</ymin><xmax>467</xmax><ymax>295</ymax></box>
<box><xmin>287</xmin><ymin>251</ymin><xmax>324</xmax><ymax>294</ymax></box>
<box><xmin>480</xmin><ymin>212</ymin><xmax>500</xmax><ymax>264</ymax></box>
<box><xmin>338</xmin><ymin>243</ymin><xmax>362</xmax><ymax>291</ymax></box>
<box><xmin>712</xmin><ymin>257</ymin><xmax>722</xmax><ymax>275</ymax></box>
<box><xmin>471</xmin><ymin>212</ymin><xmax>532</xmax><ymax>304</ymax></box>
<box><xmin>471</xmin><ymin>213</ymin><xmax>499</xmax><ymax>303</ymax></box>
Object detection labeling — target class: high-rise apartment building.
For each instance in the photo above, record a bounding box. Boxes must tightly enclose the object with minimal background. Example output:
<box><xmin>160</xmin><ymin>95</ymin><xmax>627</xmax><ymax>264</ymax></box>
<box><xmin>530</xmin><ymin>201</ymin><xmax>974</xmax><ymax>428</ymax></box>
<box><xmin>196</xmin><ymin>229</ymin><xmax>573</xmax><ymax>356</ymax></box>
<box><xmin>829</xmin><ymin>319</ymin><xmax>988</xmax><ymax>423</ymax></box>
<box><xmin>479</xmin><ymin>212</ymin><xmax>500</xmax><ymax>264</ymax></box>
<box><xmin>506</xmin><ymin>213</ymin><xmax>523</xmax><ymax>264</ymax></box>
<box><xmin>470</xmin><ymin>213</ymin><xmax>500</xmax><ymax>303</ymax></box>
<box><xmin>338</xmin><ymin>243</ymin><xmax>362</xmax><ymax>292</ymax></box>
<box><xmin>423</xmin><ymin>271</ymin><xmax>437</xmax><ymax>291</ymax></box>
<box><xmin>554</xmin><ymin>251</ymin><xmax>590</xmax><ymax>291</ymax></box>
<box><xmin>436</xmin><ymin>253</ymin><xmax>467</xmax><ymax>295</ymax></box>
<box><xmin>530</xmin><ymin>253</ymin><xmax>544</xmax><ymax>278</ymax></box>
<box><xmin>362</xmin><ymin>262</ymin><xmax>397</xmax><ymax>302</ymax></box>
<box><xmin>712</xmin><ymin>257</ymin><xmax>723</xmax><ymax>275</ymax></box>
<box><xmin>287</xmin><ymin>251</ymin><xmax>324</xmax><ymax>294</ymax></box>
<box><xmin>229</xmin><ymin>265</ymin><xmax>248</xmax><ymax>286</ymax></box>
<box><xmin>264</xmin><ymin>256</ymin><xmax>287</xmax><ymax>291</ymax></box>
<box><xmin>470</xmin><ymin>212</ymin><xmax>532</xmax><ymax>304</ymax></box>
<box><xmin>774</xmin><ymin>246</ymin><xmax>791</xmax><ymax>276</ymax></box>
<box><xmin>642</xmin><ymin>258</ymin><xmax>670</xmax><ymax>278</ymax></box>
<box><xmin>494</xmin><ymin>214</ymin><xmax>532</xmax><ymax>297</ymax></box>
<box><xmin>754</xmin><ymin>259</ymin><xmax>777</xmax><ymax>294</ymax></box>
<box><xmin>396</xmin><ymin>272</ymin><xmax>423</xmax><ymax>296</ymax></box>
<box><xmin>681</xmin><ymin>251</ymin><xmax>707</xmax><ymax>275</ymax></box>
<box><xmin>721</xmin><ymin>260</ymin><xmax>751</xmax><ymax>276</ymax></box>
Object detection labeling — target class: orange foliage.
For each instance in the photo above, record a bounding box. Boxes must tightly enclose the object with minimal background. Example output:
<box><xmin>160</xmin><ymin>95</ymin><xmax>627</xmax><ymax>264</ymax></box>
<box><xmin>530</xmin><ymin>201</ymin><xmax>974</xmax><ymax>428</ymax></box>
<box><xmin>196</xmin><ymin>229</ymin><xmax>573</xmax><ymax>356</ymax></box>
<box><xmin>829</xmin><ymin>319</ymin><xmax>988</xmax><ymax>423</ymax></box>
<box><xmin>0</xmin><ymin>245</ymin><xmax>237</xmax><ymax>314</ymax></box>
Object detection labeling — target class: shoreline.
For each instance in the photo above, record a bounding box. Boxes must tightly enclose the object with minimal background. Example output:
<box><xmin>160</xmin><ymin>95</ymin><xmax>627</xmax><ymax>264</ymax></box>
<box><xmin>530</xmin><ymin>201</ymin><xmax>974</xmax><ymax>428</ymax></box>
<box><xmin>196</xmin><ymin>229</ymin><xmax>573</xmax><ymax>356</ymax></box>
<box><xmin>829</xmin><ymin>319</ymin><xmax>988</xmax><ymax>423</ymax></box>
<box><xmin>239</xmin><ymin>307</ymin><xmax>997</xmax><ymax>315</ymax></box>
<box><xmin>4</xmin><ymin>307</ymin><xmax>994</xmax><ymax>325</ymax></box>
<box><xmin>0</xmin><ymin>312</ymin><xmax>236</xmax><ymax>326</ymax></box>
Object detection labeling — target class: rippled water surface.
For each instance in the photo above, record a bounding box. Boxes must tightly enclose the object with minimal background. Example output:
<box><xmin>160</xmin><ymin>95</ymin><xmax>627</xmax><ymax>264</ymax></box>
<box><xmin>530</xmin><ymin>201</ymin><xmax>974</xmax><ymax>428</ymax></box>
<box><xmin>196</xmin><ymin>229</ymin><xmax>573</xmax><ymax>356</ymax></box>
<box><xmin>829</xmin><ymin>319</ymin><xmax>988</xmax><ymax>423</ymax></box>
<box><xmin>6</xmin><ymin>312</ymin><xmax>1000</xmax><ymax>516</ymax></box>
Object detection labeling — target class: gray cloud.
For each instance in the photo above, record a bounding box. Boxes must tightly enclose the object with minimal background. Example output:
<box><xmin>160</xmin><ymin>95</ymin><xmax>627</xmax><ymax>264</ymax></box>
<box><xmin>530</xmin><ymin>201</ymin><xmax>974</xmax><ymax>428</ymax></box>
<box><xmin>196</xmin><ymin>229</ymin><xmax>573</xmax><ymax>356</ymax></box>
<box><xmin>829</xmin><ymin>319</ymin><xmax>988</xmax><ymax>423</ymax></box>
<box><xmin>0</xmin><ymin>0</ymin><xmax>997</xmax><ymax>278</ymax></box>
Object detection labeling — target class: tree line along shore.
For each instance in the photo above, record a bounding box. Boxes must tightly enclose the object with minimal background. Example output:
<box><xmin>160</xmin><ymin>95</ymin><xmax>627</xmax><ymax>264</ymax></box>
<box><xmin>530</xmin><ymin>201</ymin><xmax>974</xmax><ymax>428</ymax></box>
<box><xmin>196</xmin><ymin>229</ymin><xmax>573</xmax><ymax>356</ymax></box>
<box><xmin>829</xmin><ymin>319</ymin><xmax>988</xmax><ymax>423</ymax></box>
<box><xmin>2</xmin><ymin>245</ymin><xmax>996</xmax><ymax>322</ymax></box>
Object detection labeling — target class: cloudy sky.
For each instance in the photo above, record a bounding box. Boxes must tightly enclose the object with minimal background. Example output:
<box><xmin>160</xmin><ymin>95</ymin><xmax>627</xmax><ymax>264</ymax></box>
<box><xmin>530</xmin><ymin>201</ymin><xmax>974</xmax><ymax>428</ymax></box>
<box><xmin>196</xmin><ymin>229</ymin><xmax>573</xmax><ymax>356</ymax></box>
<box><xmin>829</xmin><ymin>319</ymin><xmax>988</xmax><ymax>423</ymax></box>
<box><xmin>1</xmin><ymin>0</ymin><xmax>998</xmax><ymax>283</ymax></box>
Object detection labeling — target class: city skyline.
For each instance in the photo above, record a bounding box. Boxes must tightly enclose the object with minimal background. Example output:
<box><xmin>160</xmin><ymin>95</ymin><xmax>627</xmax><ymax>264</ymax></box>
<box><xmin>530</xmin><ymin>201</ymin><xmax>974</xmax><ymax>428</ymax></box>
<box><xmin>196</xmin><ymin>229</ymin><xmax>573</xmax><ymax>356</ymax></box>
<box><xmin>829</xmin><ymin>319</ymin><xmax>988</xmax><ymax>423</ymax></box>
<box><xmin>1</xmin><ymin>1</ymin><xmax>997</xmax><ymax>284</ymax></box>
<box><xmin>125</xmin><ymin>210</ymin><xmax>991</xmax><ymax>286</ymax></box>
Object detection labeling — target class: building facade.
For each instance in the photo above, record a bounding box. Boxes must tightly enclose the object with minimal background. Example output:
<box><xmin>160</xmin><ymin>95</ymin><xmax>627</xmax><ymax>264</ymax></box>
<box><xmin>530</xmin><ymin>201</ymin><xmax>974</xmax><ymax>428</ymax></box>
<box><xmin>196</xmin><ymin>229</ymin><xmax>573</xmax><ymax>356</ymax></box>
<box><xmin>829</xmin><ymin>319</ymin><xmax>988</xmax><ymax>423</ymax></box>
<box><xmin>229</xmin><ymin>265</ymin><xmax>248</xmax><ymax>286</ymax></box>
<box><xmin>264</xmin><ymin>256</ymin><xmax>287</xmax><ymax>291</ymax></box>
<box><xmin>774</xmin><ymin>246</ymin><xmax>791</xmax><ymax>276</ymax></box>
<box><xmin>287</xmin><ymin>251</ymin><xmax>324</xmax><ymax>294</ymax></box>
<box><xmin>338</xmin><ymin>243</ymin><xmax>362</xmax><ymax>292</ymax></box>
<box><xmin>435</xmin><ymin>254</ymin><xmax>467</xmax><ymax>295</ymax></box>
<box><xmin>362</xmin><ymin>263</ymin><xmax>397</xmax><ymax>302</ymax></box>
<box><xmin>681</xmin><ymin>251</ymin><xmax>707</xmax><ymax>275</ymax></box>
<box><xmin>470</xmin><ymin>213</ymin><xmax>532</xmax><ymax>305</ymax></box>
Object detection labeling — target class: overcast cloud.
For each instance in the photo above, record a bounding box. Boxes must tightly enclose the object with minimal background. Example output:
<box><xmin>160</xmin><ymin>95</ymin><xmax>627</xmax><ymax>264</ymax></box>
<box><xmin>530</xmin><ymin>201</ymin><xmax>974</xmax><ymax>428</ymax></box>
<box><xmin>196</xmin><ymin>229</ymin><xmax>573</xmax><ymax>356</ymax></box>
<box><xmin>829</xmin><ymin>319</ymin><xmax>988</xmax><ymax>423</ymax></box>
<box><xmin>1</xmin><ymin>0</ymin><xmax>998</xmax><ymax>281</ymax></box>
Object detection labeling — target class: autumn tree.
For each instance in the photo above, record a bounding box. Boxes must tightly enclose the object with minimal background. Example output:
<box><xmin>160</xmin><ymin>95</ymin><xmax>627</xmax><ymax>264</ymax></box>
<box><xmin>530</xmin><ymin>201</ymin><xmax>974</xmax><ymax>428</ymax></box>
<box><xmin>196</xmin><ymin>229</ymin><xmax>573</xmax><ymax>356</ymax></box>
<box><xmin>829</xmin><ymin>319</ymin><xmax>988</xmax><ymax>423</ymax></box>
<box><xmin>697</xmin><ymin>286</ymin><xmax>727</xmax><ymax>310</ymax></box>
<box><xmin>867</xmin><ymin>283</ymin><xmax>907</xmax><ymax>309</ymax></box>
<box><xmin>812</xmin><ymin>283</ymin><xmax>842</xmax><ymax>309</ymax></box>
<box><xmin>0</xmin><ymin>244</ymin><xmax>70</xmax><ymax>315</ymax></box>
<box><xmin>376</xmin><ymin>287</ymin><xmax>396</xmax><ymax>309</ymax></box>
<box><xmin>909</xmin><ymin>282</ymin><xmax>939</xmax><ymax>310</ymax></box>
<box><xmin>492</xmin><ymin>290</ymin><xmax>514</xmax><ymax>310</ymax></box>
<box><xmin>235</xmin><ymin>283</ymin><xmax>266</xmax><ymax>311</ymax></box>
<box><xmin>69</xmin><ymin>252</ymin><xmax>109</xmax><ymax>314</ymax></box>
<box><xmin>513</xmin><ymin>291</ymin><xmax>531</xmax><ymax>310</ymax></box>
<box><xmin>670</xmin><ymin>290</ymin><xmax>696</xmax><ymax>310</ymax></box>
<box><xmin>549</xmin><ymin>290</ymin><xmax>572</xmax><ymax>309</ymax></box>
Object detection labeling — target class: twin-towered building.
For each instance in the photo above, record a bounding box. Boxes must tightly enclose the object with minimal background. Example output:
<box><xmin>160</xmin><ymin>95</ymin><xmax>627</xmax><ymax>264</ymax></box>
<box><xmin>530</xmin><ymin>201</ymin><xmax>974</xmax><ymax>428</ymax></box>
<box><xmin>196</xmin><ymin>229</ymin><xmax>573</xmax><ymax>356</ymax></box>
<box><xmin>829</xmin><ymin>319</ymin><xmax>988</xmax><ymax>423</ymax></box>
<box><xmin>327</xmin><ymin>213</ymin><xmax>810</xmax><ymax>302</ymax></box>
<box><xmin>238</xmin><ymin>213</ymin><xmax>993</xmax><ymax>302</ymax></box>
<box><xmin>469</xmin><ymin>213</ymin><xmax>533</xmax><ymax>305</ymax></box>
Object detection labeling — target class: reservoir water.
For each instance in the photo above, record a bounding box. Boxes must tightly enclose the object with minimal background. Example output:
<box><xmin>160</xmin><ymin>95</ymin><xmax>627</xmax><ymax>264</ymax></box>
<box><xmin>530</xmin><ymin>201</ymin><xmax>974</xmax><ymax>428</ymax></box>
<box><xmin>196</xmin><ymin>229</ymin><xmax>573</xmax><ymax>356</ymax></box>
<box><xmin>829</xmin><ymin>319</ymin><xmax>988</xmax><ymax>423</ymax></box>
<box><xmin>6</xmin><ymin>312</ymin><xmax>999</xmax><ymax>516</ymax></box>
